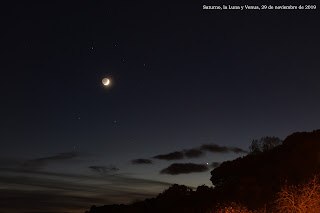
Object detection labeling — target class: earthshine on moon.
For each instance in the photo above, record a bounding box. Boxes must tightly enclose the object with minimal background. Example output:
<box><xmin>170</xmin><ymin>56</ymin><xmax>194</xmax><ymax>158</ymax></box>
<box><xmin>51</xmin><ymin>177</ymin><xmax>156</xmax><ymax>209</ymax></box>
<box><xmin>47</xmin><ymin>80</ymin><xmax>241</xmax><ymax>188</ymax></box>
<box><xmin>102</xmin><ymin>78</ymin><xmax>110</xmax><ymax>86</ymax></box>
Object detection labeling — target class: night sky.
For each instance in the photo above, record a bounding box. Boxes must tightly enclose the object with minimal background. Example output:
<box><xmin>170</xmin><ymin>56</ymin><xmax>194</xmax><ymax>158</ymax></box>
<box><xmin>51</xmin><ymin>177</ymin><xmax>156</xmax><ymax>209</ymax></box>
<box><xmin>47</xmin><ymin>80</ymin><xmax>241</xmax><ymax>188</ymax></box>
<box><xmin>1</xmin><ymin>1</ymin><xmax>319</xmax><ymax>212</ymax></box>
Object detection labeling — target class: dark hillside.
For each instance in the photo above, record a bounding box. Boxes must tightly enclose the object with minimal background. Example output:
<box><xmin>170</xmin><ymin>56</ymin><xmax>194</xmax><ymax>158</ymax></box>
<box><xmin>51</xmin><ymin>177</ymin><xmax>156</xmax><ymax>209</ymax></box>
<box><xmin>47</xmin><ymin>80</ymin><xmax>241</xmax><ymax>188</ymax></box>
<box><xmin>211</xmin><ymin>129</ymin><xmax>320</xmax><ymax>209</ymax></box>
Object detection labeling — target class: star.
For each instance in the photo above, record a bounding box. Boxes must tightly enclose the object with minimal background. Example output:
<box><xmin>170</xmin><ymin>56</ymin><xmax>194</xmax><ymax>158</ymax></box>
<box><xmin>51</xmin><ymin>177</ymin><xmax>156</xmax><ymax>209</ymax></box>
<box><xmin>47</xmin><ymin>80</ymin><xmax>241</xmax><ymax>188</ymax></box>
<box><xmin>113</xmin><ymin>120</ymin><xmax>120</xmax><ymax>128</ymax></box>
<box><xmin>73</xmin><ymin>145</ymin><xmax>80</xmax><ymax>150</ymax></box>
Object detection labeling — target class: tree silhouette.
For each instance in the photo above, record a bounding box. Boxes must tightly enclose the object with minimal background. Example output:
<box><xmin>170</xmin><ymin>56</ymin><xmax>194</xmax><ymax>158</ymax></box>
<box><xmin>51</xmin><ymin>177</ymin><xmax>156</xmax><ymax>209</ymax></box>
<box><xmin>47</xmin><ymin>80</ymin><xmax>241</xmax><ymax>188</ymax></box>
<box><xmin>249</xmin><ymin>136</ymin><xmax>282</xmax><ymax>155</ymax></box>
<box><xmin>276</xmin><ymin>175</ymin><xmax>320</xmax><ymax>213</ymax></box>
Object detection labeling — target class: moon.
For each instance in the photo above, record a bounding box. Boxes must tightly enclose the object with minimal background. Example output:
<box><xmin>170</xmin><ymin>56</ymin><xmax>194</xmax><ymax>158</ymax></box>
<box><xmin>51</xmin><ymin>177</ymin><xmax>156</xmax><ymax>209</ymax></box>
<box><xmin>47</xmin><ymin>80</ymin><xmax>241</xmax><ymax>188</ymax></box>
<box><xmin>102</xmin><ymin>78</ymin><xmax>110</xmax><ymax>86</ymax></box>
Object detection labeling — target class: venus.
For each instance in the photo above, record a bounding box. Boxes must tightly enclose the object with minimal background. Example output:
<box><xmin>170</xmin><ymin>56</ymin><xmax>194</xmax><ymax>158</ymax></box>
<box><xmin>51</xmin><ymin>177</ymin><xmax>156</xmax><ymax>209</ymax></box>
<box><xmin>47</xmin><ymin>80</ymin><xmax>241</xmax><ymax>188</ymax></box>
<box><xmin>102</xmin><ymin>78</ymin><xmax>110</xmax><ymax>86</ymax></box>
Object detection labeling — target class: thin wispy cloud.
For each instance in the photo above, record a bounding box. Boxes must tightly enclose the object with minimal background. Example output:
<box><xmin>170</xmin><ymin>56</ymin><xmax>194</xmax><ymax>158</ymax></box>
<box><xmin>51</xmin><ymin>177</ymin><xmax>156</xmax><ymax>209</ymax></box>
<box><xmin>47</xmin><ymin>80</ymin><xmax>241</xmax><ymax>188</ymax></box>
<box><xmin>23</xmin><ymin>152</ymin><xmax>81</xmax><ymax>169</ymax></box>
<box><xmin>0</xmin><ymin>159</ymin><xmax>172</xmax><ymax>212</ymax></box>
<box><xmin>89</xmin><ymin>165</ymin><xmax>119</xmax><ymax>174</ymax></box>
<box><xmin>131</xmin><ymin>159</ymin><xmax>152</xmax><ymax>164</ymax></box>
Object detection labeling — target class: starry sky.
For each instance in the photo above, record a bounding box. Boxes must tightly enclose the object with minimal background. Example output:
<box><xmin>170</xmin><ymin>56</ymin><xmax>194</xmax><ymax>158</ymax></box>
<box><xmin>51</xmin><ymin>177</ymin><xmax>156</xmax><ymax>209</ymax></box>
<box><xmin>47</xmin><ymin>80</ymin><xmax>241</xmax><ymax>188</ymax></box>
<box><xmin>1</xmin><ymin>1</ymin><xmax>320</xmax><ymax>212</ymax></box>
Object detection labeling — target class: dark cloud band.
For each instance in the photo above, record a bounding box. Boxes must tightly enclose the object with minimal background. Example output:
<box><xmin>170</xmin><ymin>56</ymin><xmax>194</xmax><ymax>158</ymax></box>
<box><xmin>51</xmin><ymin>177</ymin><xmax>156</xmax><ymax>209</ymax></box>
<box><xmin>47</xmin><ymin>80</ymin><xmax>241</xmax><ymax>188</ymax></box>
<box><xmin>184</xmin><ymin>149</ymin><xmax>204</xmax><ymax>158</ymax></box>
<box><xmin>160</xmin><ymin>163</ymin><xmax>209</xmax><ymax>175</ymax></box>
<box><xmin>152</xmin><ymin>144</ymin><xmax>247</xmax><ymax>161</ymax></box>
<box><xmin>200</xmin><ymin>144</ymin><xmax>247</xmax><ymax>154</ymax></box>
<box><xmin>131</xmin><ymin>159</ymin><xmax>152</xmax><ymax>164</ymax></box>
<box><xmin>153</xmin><ymin>152</ymin><xmax>184</xmax><ymax>160</ymax></box>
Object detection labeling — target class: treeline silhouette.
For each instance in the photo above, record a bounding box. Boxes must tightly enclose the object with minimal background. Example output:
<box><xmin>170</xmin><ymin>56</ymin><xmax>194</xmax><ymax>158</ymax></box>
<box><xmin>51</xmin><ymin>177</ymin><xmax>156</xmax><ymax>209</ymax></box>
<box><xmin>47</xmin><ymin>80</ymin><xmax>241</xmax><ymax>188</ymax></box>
<box><xmin>86</xmin><ymin>129</ymin><xmax>320</xmax><ymax>213</ymax></box>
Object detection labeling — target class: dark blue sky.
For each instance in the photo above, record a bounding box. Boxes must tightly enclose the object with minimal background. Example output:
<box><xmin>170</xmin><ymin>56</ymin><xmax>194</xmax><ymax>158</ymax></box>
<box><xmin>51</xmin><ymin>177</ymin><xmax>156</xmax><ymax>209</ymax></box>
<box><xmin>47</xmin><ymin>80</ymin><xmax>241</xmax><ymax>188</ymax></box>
<box><xmin>1</xmin><ymin>1</ymin><xmax>319</xmax><ymax>212</ymax></box>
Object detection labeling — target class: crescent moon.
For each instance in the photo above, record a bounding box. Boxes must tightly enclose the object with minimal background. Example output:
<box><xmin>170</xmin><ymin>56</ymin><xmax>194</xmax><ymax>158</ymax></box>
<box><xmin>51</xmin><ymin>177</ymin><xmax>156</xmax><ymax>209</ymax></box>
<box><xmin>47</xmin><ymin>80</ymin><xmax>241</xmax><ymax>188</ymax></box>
<box><xmin>102</xmin><ymin>78</ymin><xmax>110</xmax><ymax>86</ymax></box>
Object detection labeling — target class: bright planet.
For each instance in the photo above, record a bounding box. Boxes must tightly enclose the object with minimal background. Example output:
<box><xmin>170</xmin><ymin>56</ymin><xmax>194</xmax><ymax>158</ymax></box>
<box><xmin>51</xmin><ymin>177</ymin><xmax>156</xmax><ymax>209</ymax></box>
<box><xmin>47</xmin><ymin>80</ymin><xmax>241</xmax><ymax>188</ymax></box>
<box><xmin>102</xmin><ymin>78</ymin><xmax>110</xmax><ymax>86</ymax></box>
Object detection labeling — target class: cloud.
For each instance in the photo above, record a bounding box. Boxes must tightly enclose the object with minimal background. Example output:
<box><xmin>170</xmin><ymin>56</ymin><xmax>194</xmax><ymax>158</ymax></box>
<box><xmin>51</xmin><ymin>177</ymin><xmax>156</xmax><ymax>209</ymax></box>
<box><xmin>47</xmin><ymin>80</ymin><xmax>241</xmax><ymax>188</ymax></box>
<box><xmin>89</xmin><ymin>165</ymin><xmax>119</xmax><ymax>174</ymax></box>
<box><xmin>200</xmin><ymin>144</ymin><xmax>247</xmax><ymax>154</ymax></box>
<box><xmin>0</xmin><ymin>188</ymin><xmax>108</xmax><ymax>213</ymax></box>
<box><xmin>230</xmin><ymin>147</ymin><xmax>248</xmax><ymax>153</ymax></box>
<box><xmin>23</xmin><ymin>152</ymin><xmax>81</xmax><ymax>169</ymax></box>
<box><xmin>0</xmin><ymin>154</ymin><xmax>173</xmax><ymax>213</ymax></box>
<box><xmin>152</xmin><ymin>144</ymin><xmax>247</xmax><ymax>162</ymax></box>
<box><xmin>131</xmin><ymin>159</ymin><xmax>152</xmax><ymax>164</ymax></box>
<box><xmin>184</xmin><ymin>149</ymin><xmax>204</xmax><ymax>158</ymax></box>
<box><xmin>210</xmin><ymin>162</ymin><xmax>221</xmax><ymax>168</ymax></box>
<box><xmin>0</xmin><ymin>167</ymin><xmax>171</xmax><ymax>189</ymax></box>
<box><xmin>131</xmin><ymin>144</ymin><xmax>248</xmax><ymax>167</ymax></box>
<box><xmin>0</xmin><ymin>165</ymin><xmax>172</xmax><ymax>212</ymax></box>
<box><xmin>31</xmin><ymin>152</ymin><xmax>78</xmax><ymax>162</ymax></box>
<box><xmin>0</xmin><ymin>188</ymin><xmax>150</xmax><ymax>213</ymax></box>
<box><xmin>200</xmin><ymin>144</ymin><xmax>228</xmax><ymax>152</ymax></box>
<box><xmin>153</xmin><ymin>151</ymin><xmax>184</xmax><ymax>160</ymax></box>
<box><xmin>160</xmin><ymin>163</ymin><xmax>209</xmax><ymax>175</ymax></box>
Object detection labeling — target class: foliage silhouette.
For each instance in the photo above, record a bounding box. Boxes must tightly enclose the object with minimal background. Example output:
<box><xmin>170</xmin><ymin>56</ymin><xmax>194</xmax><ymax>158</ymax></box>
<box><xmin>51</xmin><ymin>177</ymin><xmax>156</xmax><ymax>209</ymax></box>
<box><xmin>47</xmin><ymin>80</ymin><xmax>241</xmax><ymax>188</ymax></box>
<box><xmin>249</xmin><ymin>136</ymin><xmax>282</xmax><ymax>155</ymax></box>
